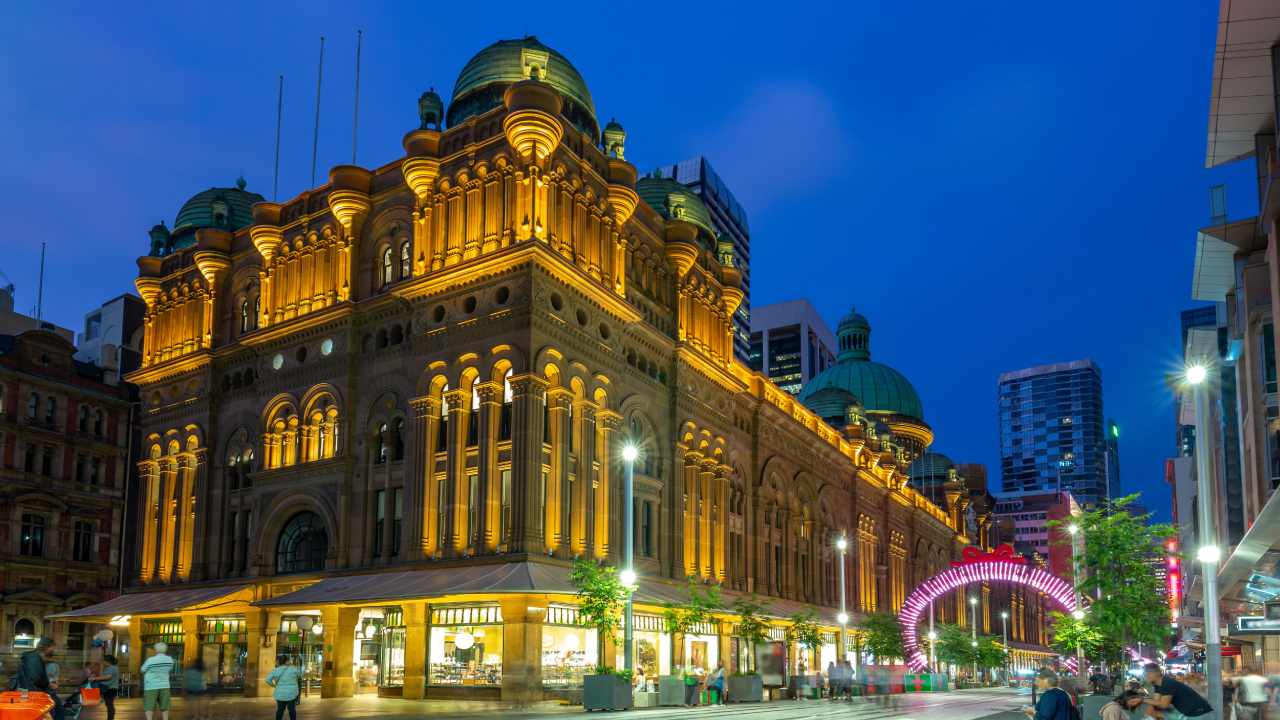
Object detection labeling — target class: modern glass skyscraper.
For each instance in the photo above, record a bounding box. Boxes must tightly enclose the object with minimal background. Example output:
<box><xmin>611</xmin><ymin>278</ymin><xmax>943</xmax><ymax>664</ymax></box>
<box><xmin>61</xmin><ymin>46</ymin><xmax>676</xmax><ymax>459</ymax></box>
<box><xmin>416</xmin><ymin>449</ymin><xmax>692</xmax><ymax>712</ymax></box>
<box><xmin>997</xmin><ymin>359</ymin><xmax>1108</xmax><ymax>504</ymax></box>
<box><xmin>651</xmin><ymin>157</ymin><xmax>751</xmax><ymax>362</ymax></box>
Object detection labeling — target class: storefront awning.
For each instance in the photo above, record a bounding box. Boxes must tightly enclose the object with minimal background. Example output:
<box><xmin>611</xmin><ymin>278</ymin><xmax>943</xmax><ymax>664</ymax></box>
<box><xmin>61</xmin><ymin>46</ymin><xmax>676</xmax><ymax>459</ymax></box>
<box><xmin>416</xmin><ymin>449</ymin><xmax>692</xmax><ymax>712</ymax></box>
<box><xmin>47</xmin><ymin>585</ymin><xmax>251</xmax><ymax>620</ymax></box>
<box><xmin>256</xmin><ymin>562</ymin><xmax>576</xmax><ymax>606</ymax></box>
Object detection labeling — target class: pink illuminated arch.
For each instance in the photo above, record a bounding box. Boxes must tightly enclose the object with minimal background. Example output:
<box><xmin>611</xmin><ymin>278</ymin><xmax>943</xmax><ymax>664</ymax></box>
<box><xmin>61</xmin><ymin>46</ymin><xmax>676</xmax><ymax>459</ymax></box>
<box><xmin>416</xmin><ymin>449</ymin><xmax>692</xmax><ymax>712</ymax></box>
<box><xmin>900</xmin><ymin>545</ymin><xmax>1078</xmax><ymax>671</ymax></box>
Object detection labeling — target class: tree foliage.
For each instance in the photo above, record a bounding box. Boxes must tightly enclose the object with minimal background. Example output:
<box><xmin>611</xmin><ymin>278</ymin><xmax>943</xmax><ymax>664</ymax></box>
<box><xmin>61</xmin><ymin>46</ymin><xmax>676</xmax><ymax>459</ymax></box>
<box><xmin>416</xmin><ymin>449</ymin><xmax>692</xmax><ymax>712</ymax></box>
<box><xmin>860</xmin><ymin>613</ymin><xmax>905</xmax><ymax>662</ymax></box>
<box><xmin>1048</xmin><ymin>611</ymin><xmax>1104</xmax><ymax>658</ymax></box>
<box><xmin>932</xmin><ymin>623</ymin><xmax>1004</xmax><ymax>670</ymax></box>
<box><xmin>786</xmin><ymin>609</ymin><xmax>824</xmax><ymax>655</ymax></box>
<box><xmin>1050</xmin><ymin>493</ymin><xmax>1176</xmax><ymax>649</ymax></box>
<box><xmin>662</xmin><ymin>576</ymin><xmax>723</xmax><ymax>667</ymax></box>
<box><xmin>731</xmin><ymin>594</ymin><xmax>772</xmax><ymax>673</ymax></box>
<box><xmin>569</xmin><ymin>558</ymin><xmax>628</xmax><ymax>663</ymax></box>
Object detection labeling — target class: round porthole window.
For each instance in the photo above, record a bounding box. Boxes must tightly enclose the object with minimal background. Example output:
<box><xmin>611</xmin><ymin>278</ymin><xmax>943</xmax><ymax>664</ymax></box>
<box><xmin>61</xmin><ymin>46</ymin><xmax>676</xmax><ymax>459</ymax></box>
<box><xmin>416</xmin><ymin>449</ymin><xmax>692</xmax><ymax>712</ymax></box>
<box><xmin>271</xmin><ymin>353</ymin><xmax>284</xmax><ymax>370</ymax></box>
<box><xmin>321</xmin><ymin>338</ymin><xmax>334</xmax><ymax>356</ymax></box>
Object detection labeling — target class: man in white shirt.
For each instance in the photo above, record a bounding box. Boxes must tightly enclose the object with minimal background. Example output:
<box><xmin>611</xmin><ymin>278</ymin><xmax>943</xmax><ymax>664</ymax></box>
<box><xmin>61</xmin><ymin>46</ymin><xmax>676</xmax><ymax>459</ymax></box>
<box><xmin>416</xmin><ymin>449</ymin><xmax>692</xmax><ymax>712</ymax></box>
<box><xmin>1236</xmin><ymin>668</ymin><xmax>1270</xmax><ymax>720</ymax></box>
<box><xmin>139</xmin><ymin>643</ymin><xmax>176</xmax><ymax>720</ymax></box>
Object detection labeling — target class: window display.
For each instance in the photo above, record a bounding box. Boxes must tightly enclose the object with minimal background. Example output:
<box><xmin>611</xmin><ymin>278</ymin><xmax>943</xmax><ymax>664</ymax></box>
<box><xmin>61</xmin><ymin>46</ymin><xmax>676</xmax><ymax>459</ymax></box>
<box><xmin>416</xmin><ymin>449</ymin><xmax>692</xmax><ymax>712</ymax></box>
<box><xmin>352</xmin><ymin>607</ymin><xmax>402</xmax><ymax>693</ymax></box>
<box><xmin>198</xmin><ymin>616</ymin><xmax>246</xmax><ymax>690</ymax></box>
<box><xmin>428</xmin><ymin>604</ymin><xmax>502</xmax><ymax>687</ymax></box>
<box><xmin>683</xmin><ymin>622</ymin><xmax>718</xmax><ymax>672</ymax></box>
<box><xmin>541</xmin><ymin>624</ymin><xmax>597</xmax><ymax>688</ymax></box>
<box><xmin>613</xmin><ymin>614</ymin><xmax>668</xmax><ymax>682</ymax></box>
<box><xmin>277</xmin><ymin>614</ymin><xmax>324</xmax><ymax>693</ymax></box>
<box><xmin>140</xmin><ymin>618</ymin><xmax>183</xmax><ymax>682</ymax></box>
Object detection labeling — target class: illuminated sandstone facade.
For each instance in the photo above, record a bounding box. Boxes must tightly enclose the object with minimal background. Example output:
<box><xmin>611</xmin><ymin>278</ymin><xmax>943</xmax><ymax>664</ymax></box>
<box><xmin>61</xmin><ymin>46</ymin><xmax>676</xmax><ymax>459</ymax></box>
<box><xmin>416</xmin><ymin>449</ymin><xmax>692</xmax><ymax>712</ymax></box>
<box><xmin>66</xmin><ymin>38</ymin><xmax>1052</xmax><ymax>700</ymax></box>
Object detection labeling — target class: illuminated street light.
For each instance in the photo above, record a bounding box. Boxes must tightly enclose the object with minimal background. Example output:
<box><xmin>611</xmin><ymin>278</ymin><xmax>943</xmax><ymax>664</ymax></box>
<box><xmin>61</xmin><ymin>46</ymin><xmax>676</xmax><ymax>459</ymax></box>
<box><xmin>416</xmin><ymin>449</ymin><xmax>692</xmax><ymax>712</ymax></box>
<box><xmin>836</xmin><ymin>536</ymin><xmax>848</xmax><ymax>551</ymax></box>
<box><xmin>927</xmin><ymin>631</ymin><xmax>937</xmax><ymax>641</ymax></box>
<box><xmin>1072</xmin><ymin>609</ymin><xmax>1085</xmax><ymax>621</ymax></box>
<box><xmin>621</xmin><ymin>441</ymin><xmax>638</xmax><ymax>673</ymax></box>
<box><xmin>619</xmin><ymin>568</ymin><xmax>637</xmax><ymax>588</ymax></box>
<box><xmin>969</xmin><ymin>596</ymin><xmax>977</xmax><ymax>605</ymax></box>
<box><xmin>1185</xmin><ymin>364</ymin><xmax>1208</xmax><ymax>385</ymax></box>
<box><xmin>1197</xmin><ymin>545</ymin><xmax>1221</xmax><ymax>564</ymax></box>
<box><xmin>837</xmin><ymin>612</ymin><xmax>849</xmax><ymax>625</ymax></box>
<box><xmin>622</xmin><ymin>444</ymin><xmax>639</xmax><ymax>462</ymax></box>
<box><xmin>1067</xmin><ymin>523</ymin><xmax>1079</xmax><ymax>536</ymax></box>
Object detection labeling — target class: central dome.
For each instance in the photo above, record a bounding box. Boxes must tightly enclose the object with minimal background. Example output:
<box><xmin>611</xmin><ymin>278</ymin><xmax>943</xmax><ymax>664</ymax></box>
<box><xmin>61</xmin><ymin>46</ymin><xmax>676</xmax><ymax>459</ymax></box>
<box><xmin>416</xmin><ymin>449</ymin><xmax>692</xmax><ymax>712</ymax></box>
<box><xmin>448</xmin><ymin>37</ymin><xmax>599</xmax><ymax>140</ymax></box>
<box><xmin>799</xmin><ymin>307</ymin><xmax>925</xmax><ymax>422</ymax></box>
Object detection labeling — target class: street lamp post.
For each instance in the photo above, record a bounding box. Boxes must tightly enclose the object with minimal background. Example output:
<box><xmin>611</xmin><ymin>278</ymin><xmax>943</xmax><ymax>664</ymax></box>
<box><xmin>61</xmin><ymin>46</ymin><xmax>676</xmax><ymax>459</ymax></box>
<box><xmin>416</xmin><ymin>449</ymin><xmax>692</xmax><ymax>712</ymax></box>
<box><xmin>969</xmin><ymin>596</ymin><xmax>978</xmax><ymax>682</ymax></box>
<box><xmin>1000</xmin><ymin>610</ymin><xmax>1009</xmax><ymax>685</ymax></box>
<box><xmin>1067</xmin><ymin>523</ymin><xmax>1085</xmax><ymax>673</ymax></box>
<box><xmin>836</xmin><ymin>536</ymin><xmax>849</xmax><ymax>664</ymax></box>
<box><xmin>1187</xmin><ymin>364</ymin><xmax>1223</xmax><ymax>720</ymax></box>
<box><xmin>621</xmin><ymin>444</ymin><xmax>639</xmax><ymax>674</ymax></box>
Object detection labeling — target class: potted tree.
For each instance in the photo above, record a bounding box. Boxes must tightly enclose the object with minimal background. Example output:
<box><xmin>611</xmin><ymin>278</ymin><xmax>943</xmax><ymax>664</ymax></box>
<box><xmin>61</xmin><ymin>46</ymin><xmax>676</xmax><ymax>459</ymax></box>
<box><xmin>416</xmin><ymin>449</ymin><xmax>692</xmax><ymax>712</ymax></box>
<box><xmin>569</xmin><ymin>558</ymin><xmax>632</xmax><ymax>711</ymax></box>
<box><xmin>659</xmin><ymin>577</ymin><xmax>722</xmax><ymax>706</ymax></box>
<box><xmin>727</xmin><ymin>594</ymin><xmax>770</xmax><ymax>703</ymax></box>
<box><xmin>786</xmin><ymin>610</ymin><xmax>823</xmax><ymax>699</ymax></box>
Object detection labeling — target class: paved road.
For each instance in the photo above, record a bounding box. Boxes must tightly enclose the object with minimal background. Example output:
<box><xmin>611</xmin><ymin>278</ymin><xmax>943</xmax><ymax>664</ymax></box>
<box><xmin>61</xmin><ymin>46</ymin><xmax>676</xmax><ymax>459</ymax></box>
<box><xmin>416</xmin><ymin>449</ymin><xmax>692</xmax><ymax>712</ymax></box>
<box><xmin>68</xmin><ymin>686</ymin><xmax>1033</xmax><ymax>720</ymax></box>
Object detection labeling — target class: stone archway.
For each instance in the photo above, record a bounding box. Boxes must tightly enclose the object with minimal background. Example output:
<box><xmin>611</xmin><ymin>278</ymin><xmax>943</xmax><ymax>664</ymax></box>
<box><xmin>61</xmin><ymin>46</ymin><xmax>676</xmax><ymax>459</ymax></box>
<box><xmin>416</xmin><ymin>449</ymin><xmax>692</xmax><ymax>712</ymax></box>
<box><xmin>899</xmin><ymin>544</ymin><xmax>1077</xmax><ymax>671</ymax></box>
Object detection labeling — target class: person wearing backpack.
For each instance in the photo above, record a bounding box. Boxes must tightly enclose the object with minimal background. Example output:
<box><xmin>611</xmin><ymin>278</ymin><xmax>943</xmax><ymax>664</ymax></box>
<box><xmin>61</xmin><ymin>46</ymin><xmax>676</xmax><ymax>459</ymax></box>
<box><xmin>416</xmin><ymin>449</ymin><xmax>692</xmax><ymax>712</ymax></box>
<box><xmin>1024</xmin><ymin>669</ymin><xmax>1079</xmax><ymax>720</ymax></box>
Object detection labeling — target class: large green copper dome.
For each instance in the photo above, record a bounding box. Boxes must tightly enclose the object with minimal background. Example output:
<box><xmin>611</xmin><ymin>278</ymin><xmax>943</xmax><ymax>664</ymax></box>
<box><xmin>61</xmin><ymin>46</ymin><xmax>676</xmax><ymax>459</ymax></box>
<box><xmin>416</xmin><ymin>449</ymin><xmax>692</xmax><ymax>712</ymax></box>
<box><xmin>636</xmin><ymin>177</ymin><xmax>718</xmax><ymax>241</ymax></box>
<box><xmin>799</xmin><ymin>307</ymin><xmax>925</xmax><ymax>422</ymax></box>
<box><xmin>448</xmin><ymin>37</ymin><xmax>599</xmax><ymax>139</ymax></box>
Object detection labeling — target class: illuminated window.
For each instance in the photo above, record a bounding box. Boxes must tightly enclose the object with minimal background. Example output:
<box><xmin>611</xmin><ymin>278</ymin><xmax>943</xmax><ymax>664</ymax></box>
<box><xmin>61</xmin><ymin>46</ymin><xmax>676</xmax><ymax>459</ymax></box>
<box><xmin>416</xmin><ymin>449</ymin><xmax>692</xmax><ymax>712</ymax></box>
<box><xmin>400</xmin><ymin>241</ymin><xmax>411</xmax><ymax>280</ymax></box>
<box><xmin>276</xmin><ymin>512</ymin><xmax>328</xmax><ymax>574</ymax></box>
<box><xmin>20</xmin><ymin>514</ymin><xmax>45</xmax><ymax>557</ymax></box>
<box><xmin>382</xmin><ymin>247</ymin><xmax>395</xmax><ymax>287</ymax></box>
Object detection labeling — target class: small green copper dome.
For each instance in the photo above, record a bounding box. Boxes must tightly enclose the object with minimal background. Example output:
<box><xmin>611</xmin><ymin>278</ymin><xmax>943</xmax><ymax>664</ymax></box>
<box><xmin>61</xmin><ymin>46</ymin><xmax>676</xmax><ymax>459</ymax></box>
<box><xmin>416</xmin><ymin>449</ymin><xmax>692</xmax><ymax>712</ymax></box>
<box><xmin>154</xmin><ymin>178</ymin><xmax>263</xmax><ymax>256</ymax></box>
<box><xmin>448</xmin><ymin>37</ymin><xmax>598</xmax><ymax>139</ymax></box>
<box><xmin>636</xmin><ymin>177</ymin><xmax>718</xmax><ymax>241</ymax></box>
<box><xmin>908</xmin><ymin>451</ymin><xmax>954</xmax><ymax>481</ymax></box>
<box><xmin>173</xmin><ymin>180</ymin><xmax>263</xmax><ymax>235</ymax></box>
<box><xmin>799</xmin><ymin>307</ymin><xmax>925</xmax><ymax>421</ymax></box>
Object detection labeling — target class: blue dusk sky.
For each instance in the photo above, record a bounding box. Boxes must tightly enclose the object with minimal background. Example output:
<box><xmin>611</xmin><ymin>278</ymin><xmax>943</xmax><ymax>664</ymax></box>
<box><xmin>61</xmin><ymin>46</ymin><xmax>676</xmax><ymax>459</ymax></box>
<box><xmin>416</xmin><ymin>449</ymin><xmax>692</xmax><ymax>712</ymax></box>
<box><xmin>0</xmin><ymin>1</ymin><xmax>1254</xmax><ymax>520</ymax></box>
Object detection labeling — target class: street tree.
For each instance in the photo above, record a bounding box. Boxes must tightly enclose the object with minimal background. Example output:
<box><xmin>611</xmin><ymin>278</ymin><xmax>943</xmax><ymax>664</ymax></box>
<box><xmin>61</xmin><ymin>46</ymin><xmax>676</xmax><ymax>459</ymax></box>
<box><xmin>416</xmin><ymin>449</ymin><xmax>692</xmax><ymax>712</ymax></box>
<box><xmin>731</xmin><ymin>594</ymin><xmax>771</xmax><ymax>674</ymax></box>
<box><xmin>860</xmin><ymin>613</ymin><xmax>905</xmax><ymax>663</ymax></box>
<box><xmin>786</xmin><ymin>609</ymin><xmax>824</xmax><ymax>674</ymax></box>
<box><xmin>1051</xmin><ymin>493</ymin><xmax>1177</xmax><ymax>651</ymax></box>
<box><xmin>662</xmin><ymin>577</ymin><xmax>722</xmax><ymax>670</ymax></box>
<box><xmin>569</xmin><ymin>558</ymin><xmax>628</xmax><ymax>674</ymax></box>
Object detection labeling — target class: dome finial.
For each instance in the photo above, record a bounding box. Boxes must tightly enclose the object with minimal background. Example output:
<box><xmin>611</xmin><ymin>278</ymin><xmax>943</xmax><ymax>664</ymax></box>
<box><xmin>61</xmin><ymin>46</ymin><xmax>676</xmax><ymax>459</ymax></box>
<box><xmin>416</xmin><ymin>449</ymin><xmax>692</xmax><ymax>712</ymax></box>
<box><xmin>836</xmin><ymin>306</ymin><xmax>871</xmax><ymax>361</ymax></box>
<box><xmin>235</xmin><ymin>175</ymin><xmax>247</xmax><ymax>191</ymax></box>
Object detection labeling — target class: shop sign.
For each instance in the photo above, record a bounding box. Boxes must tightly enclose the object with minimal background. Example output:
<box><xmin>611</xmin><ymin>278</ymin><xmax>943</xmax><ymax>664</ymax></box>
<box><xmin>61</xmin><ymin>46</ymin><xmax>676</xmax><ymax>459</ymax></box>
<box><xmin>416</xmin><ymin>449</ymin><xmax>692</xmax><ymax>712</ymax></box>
<box><xmin>1237</xmin><ymin>616</ymin><xmax>1280</xmax><ymax>634</ymax></box>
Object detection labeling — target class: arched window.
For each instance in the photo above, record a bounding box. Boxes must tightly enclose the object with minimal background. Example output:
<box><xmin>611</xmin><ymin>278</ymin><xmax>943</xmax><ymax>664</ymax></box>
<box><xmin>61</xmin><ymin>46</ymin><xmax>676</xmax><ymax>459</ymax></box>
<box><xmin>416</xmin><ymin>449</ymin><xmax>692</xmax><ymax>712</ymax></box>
<box><xmin>317</xmin><ymin>423</ymin><xmax>327</xmax><ymax>459</ymax></box>
<box><xmin>20</xmin><ymin>514</ymin><xmax>45</xmax><ymax>556</ymax></box>
<box><xmin>27</xmin><ymin>392</ymin><xmax>38</xmax><ymax>419</ymax></box>
<box><xmin>499</xmin><ymin>369</ymin><xmax>513</xmax><ymax>440</ymax></box>
<box><xmin>393</xmin><ymin>418</ymin><xmax>405</xmax><ymax>461</ymax></box>
<box><xmin>13</xmin><ymin>618</ymin><xmax>36</xmax><ymax>640</ymax></box>
<box><xmin>381</xmin><ymin>247</ymin><xmax>394</xmax><ymax>287</ymax></box>
<box><xmin>94</xmin><ymin>410</ymin><xmax>104</xmax><ymax>437</ymax></box>
<box><xmin>399</xmin><ymin>241</ymin><xmax>411</xmax><ymax>280</ymax></box>
<box><xmin>276</xmin><ymin>512</ymin><xmax>328</xmax><ymax>574</ymax></box>
<box><xmin>240</xmin><ymin>300</ymin><xmax>251</xmax><ymax>333</ymax></box>
<box><xmin>78</xmin><ymin>406</ymin><xmax>88</xmax><ymax>432</ymax></box>
<box><xmin>253</xmin><ymin>296</ymin><xmax>261</xmax><ymax>326</ymax></box>
<box><xmin>44</xmin><ymin>396</ymin><xmax>55</xmax><ymax>424</ymax></box>
<box><xmin>376</xmin><ymin>423</ymin><xmax>388</xmax><ymax>465</ymax></box>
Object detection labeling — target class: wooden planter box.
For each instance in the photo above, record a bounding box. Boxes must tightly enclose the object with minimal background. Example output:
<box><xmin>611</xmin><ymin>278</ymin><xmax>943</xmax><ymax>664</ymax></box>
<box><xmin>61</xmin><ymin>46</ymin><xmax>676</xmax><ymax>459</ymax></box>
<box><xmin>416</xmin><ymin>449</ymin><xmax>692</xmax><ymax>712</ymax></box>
<box><xmin>727</xmin><ymin>674</ymin><xmax>764</xmax><ymax>703</ymax></box>
<box><xmin>583</xmin><ymin>674</ymin><xmax>632</xmax><ymax>712</ymax></box>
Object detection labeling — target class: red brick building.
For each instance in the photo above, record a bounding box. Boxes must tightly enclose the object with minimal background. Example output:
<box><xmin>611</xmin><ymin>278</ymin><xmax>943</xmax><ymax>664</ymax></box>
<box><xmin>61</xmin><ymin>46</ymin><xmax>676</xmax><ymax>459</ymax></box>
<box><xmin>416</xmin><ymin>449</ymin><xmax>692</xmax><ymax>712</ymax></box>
<box><xmin>0</xmin><ymin>329</ymin><xmax>134</xmax><ymax>667</ymax></box>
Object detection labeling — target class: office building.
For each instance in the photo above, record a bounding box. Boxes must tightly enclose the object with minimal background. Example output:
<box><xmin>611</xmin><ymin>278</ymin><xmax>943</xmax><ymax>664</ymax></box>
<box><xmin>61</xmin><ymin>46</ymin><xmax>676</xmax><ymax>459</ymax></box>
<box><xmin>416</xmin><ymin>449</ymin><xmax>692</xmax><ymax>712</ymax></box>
<box><xmin>0</xmin><ymin>285</ymin><xmax>73</xmax><ymax>344</ymax></box>
<box><xmin>651</xmin><ymin>156</ymin><xmax>752</xmax><ymax>362</ymax></box>
<box><xmin>992</xmin><ymin>491</ymin><xmax>1080</xmax><ymax>581</ymax></box>
<box><xmin>75</xmin><ymin>293</ymin><xmax>146</xmax><ymax>383</ymax></box>
<box><xmin>747</xmin><ymin>299</ymin><xmax>837</xmax><ymax>395</ymax></box>
<box><xmin>998</xmin><ymin>360</ymin><xmax>1107</xmax><ymax>505</ymax></box>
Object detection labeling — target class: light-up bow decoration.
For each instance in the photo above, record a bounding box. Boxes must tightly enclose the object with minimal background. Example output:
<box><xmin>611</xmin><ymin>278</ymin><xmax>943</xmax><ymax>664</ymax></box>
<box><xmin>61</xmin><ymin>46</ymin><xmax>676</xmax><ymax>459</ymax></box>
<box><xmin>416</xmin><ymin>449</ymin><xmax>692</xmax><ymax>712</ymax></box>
<box><xmin>901</xmin><ymin>545</ymin><xmax>1078</xmax><ymax>672</ymax></box>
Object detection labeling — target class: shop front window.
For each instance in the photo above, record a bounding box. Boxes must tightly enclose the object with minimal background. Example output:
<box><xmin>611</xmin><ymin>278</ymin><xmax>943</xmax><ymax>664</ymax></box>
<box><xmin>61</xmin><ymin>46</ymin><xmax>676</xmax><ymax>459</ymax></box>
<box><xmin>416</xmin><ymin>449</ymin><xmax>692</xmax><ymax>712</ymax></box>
<box><xmin>682</xmin><ymin>622</ymin><xmax>719</xmax><ymax>674</ymax></box>
<box><xmin>277</xmin><ymin>615</ymin><xmax>325</xmax><ymax>693</ymax></box>
<box><xmin>353</xmin><ymin>607</ymin><xmax>404</xmax><ymax>694</ymax></box>
<box><xmin>428</xmin><ymin>604</ymin><xmax>503</xmax><ymax>687</ymax></box>
<box><xmin>199</xmin><ymin>616</ymin><xmax>247</xmax><ymax>690</ymax></box>
<box><xmin>141</xmin><ymin>618</ymin><xmax>184</xmax><ymax>684</ymax></box>
<box><xmin>613</xmin><ymin>613</ymin><xmax>668</xmax><ymax>684</ymax></box>
<box><xmin>542</xmin><ymin>605</ymin><xmax>598</xmax><ymax>690</ymax></box>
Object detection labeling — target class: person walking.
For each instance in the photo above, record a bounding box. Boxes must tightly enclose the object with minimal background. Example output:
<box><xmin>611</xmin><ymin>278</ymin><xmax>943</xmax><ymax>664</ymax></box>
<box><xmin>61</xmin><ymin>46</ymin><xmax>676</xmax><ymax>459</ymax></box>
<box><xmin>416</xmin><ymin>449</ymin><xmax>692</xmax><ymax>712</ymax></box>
<box><xmin>91</xmin><ymin>655</ymin><xmax>121</xmax><ymax>720</ymax></box>
<box><xmin>1143</xmin><ymin>662</ymin><xmax>1214</xmax><ymax>720</ymax></box>
<box><xmin>14</xmin><ymin>637</ymin><xmax>65</xmax><ymax>720</ymax></box>
<box><xmin>1236</xmin><ymin>667</ymin><xmax>1270</xmax><ymax>720</ymax></box>
<box><xmin>707</xmin><ymin>660</ymin><xmax>726</xmax><ymax>705</ymax></box>
<box><xmin>183</xmin><ymin>657</ymin><xmax>208</xmax><ymax>720</ymax></box>
<box><xmin>266</xmin><ymin>655</ymin><xmax>303</xmax><ymax>720</ymax></box>
<box><xmin>140</xmin><ymin>642</ymin><xmax>176</xmax><ymax>720</ymax></box>
<box><xmin>1023</xmin><ymin>669</ymin><xmax>1074</xmax><ymax>720</ymax></box>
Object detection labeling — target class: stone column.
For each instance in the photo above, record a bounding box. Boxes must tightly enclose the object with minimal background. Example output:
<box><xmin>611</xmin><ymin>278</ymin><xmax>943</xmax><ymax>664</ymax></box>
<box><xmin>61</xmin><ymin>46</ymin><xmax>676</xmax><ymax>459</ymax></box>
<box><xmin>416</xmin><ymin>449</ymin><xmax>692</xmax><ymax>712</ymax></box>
<box><xmin>596</xmin><ymin>410</ymin><xmax>621</xmax><ymax>560</ymax></box>
<box><xmin>681</xmin><ymin>451</ymin><xmax>700</xmax><ymax>578</ymax></box>
<box><xmin>231</xmin><ymin>506</ymin><xmax>245</xmax><ymax>576</ymax></box>
<box><xmin>699</xmin><ymin>459</ymin><xmax>714</xmax><ymax>579</ymax></box>
<box><xmin>243</xmin><ymin>608</ymin><xmax>270</xmax><ymax>697</ymax></box>
<box><xmin>157</xmin><ymin>459</ymin><xmax>177</xmax><ymax>582</ymax></box>
<box><xmin>475</xmin><ymin>381</ymin><xmax>502</xmax><ymax>553</ymax></box>
<box><xmin>401</xmin><ymin>601</ymin><xmax>428</xmax><ymax>699</ymax></box>
<box><xmin>546</xmin><ymin>389</ymin><xmax>572</xmax><ymax>556</ymax></box>
<box><xmin>501</xmin><ymin>596</ymin><xmax>545</xmax><ymax>704</ymax></box>
<box><xmin>407</xmin><ymin>395</ymin><xmax>442</xmax><ymax>558</ymax></box>
<box><xmin>138</xmin><ymin>462</ymin><xmax>158</xmax><ymax>583</ymax></box>
<box><xmin>714</xmin><ymin>464</ymin><xmax>729</xmax><ymax>583</ymax></box>
<box><xmin>181</xmin><ymin>615</ymin><xmax>200</xmax><ymax>668</ymax></box>
<box><xmin>319</xmin><ymin>606</ymin><xmax>359</xmax><ymax>698</ymax></box>
<box><xmin>444</xmin><ymin>388</ymin><xmax>469</xmax><ymax>554</ymax></box>
<box><xmin>575</xmin><ymin>400</ymin><xmax>597</xmax><ymax>558</ymax></box>
<box><xmin>508</xmin><ymin>375</ymin><xmax>547</xmax><ymax>554</ymax></box>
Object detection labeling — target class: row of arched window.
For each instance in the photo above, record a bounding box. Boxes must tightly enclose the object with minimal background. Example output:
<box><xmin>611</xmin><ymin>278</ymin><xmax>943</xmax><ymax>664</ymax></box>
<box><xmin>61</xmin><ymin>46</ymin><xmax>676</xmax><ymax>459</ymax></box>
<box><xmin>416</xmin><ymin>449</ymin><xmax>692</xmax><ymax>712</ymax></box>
<box><xmin>380</xmin><ymin>241</ymin><xmax>412</xmax><ymax>288</ymax></box>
